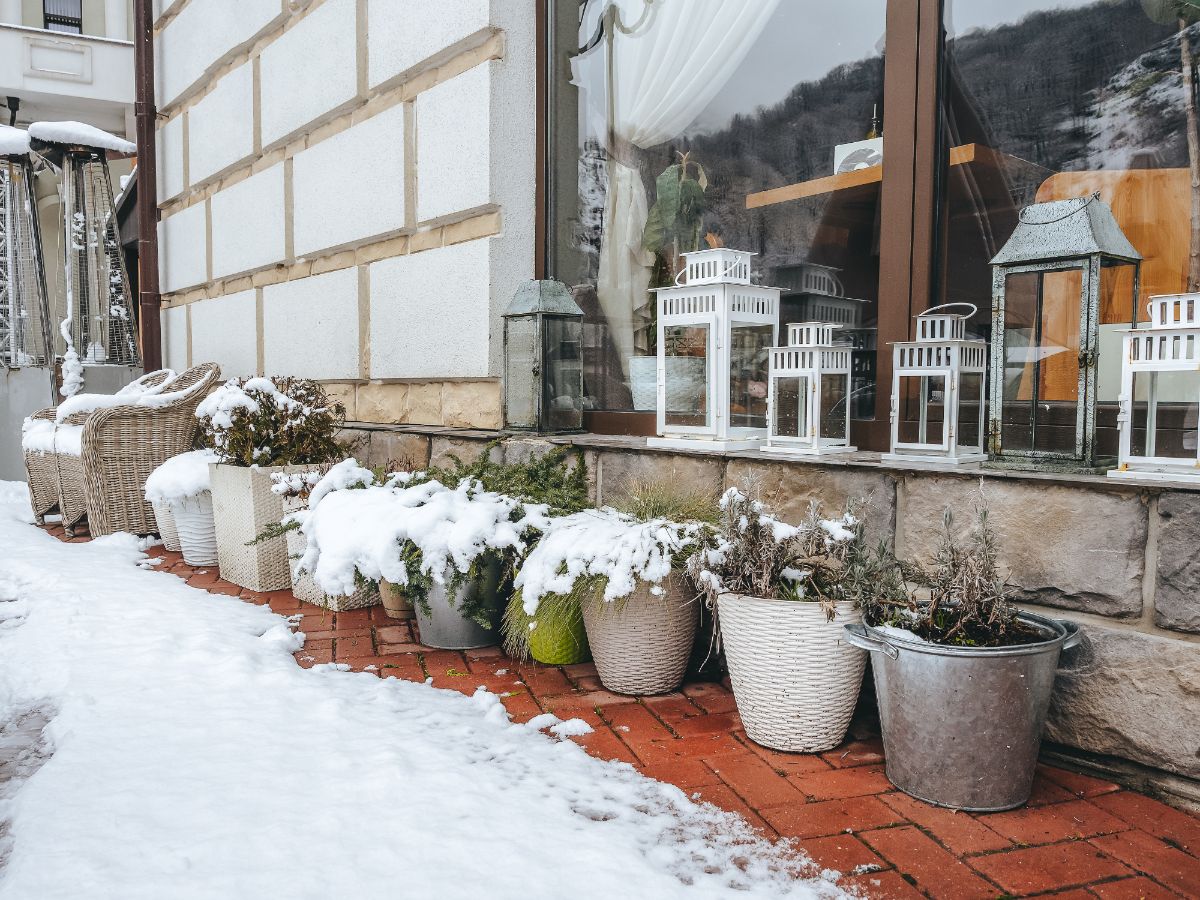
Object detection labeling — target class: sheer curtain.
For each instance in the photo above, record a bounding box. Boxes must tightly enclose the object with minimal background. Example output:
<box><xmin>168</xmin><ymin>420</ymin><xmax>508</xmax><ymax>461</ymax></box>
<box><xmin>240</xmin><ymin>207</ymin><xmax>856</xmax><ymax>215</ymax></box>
<box><xmin>583</xmin><ymin>0</ymin><xmax>781</xmax><ymax>385</ymax></box>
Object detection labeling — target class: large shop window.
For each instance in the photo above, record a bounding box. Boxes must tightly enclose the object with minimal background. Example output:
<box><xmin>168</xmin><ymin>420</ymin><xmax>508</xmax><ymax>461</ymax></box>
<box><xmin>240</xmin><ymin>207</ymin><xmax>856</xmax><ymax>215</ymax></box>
<box><xmin>545</xmin><ymin>0</ymin><xmax>887</xmax><ymax>430</ymax></box>
<box><xmin>937</xmin><ymin>0</ymin><xmax>1193</xmax><ymax>458</ymax></box>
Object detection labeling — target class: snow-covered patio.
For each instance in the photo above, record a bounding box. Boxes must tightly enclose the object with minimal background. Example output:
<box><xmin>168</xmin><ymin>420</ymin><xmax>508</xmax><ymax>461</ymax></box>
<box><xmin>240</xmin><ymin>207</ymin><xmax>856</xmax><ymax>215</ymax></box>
<box><xmin>2</xmin><ymin>480</ymin><xmax>1198</xmax><ymax>899</ymax></box>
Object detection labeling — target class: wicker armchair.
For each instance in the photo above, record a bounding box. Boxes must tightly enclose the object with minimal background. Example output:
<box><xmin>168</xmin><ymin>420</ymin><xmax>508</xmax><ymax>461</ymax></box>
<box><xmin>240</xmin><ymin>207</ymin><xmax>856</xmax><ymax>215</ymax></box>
<box><xmin>66</xmin><ymin>362</ymin><xmax>222</xmax><ymax>537</ymax></box>
<box><xmin>22</xmin><ymin>368</ymin><xmax>177</xmax><ymax>525</ymax></box>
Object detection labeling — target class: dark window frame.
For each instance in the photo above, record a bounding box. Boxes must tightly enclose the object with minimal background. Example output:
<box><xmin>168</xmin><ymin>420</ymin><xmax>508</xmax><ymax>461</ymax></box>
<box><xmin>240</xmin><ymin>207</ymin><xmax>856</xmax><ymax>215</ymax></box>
<box><xmin>43</xmin><ymin>0</ymin><xmax>84</xmax><ymax>34</ymax></box>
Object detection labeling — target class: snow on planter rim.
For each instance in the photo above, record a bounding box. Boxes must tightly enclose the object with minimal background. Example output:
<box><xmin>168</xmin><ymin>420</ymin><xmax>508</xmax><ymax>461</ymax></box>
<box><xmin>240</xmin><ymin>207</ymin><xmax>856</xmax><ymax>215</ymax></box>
<box><xmin>144</xmin><ymin>449</ymin><xmax>222</xmax><ymax>504</ymax></box>
<box><xmin>26</xmin><ymin>120</ymin><xmax>137</xmax><ymax>154</ymax></box>
<box><xmin>0</xmin><ymin>481</ymin><xmax>845</xmax><ymax>899</ymax></box>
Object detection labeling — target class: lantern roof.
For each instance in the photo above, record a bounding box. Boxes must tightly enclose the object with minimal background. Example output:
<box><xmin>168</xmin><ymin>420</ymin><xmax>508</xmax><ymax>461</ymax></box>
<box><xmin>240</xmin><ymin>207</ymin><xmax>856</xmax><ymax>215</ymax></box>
<box><xmin>503</xmin><ymin>280</ymin><xmax>583</xmax><ymax>317</ymax></box>
<box><xmin>991</xmin><ymin>195</ymin><xmax>1141</xmax><ymax>266</ymax></box>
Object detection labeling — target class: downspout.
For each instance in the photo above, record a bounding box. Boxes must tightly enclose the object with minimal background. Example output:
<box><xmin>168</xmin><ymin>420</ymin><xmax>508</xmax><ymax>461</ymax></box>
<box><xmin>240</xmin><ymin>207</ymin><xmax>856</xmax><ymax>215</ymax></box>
<box><xmin>133</xmin><ymin>0</ymin><xmax>162</xmax><ymax>370</ymax></box>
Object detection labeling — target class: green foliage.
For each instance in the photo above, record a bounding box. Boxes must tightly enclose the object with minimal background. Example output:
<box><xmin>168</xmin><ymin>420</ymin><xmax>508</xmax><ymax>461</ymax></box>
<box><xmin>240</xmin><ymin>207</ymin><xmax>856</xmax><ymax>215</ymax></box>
<box><xmin>642</xmin><ymin>151</ymin><xmax>707</xmax><ymax>255</ymax></box>
<box><xmin>199</xmin><ymin>377</ymin><xmax>349</xmax><ymax>468</ymax></box>
<box><xmin>426</xmin><ymin>443</ymin><xmax>589</xmax><ymax>514</ymax></box>
<box><xmin>502</xmin><ymin>579</ymin><xmax>599</xmax><ymax>662</ymax></box>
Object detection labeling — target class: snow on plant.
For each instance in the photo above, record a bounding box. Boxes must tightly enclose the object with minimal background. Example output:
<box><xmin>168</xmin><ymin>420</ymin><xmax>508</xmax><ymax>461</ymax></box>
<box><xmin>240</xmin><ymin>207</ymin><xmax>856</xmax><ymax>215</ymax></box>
<box><xmin>144</xmin><ymin>449</ymin><xmax>221</xmax><ymax>504</ymax></box>
<box><xmin>196</xmin><ymin>376</ymin><xmax>347</xmax><ymax>467</ymax></box>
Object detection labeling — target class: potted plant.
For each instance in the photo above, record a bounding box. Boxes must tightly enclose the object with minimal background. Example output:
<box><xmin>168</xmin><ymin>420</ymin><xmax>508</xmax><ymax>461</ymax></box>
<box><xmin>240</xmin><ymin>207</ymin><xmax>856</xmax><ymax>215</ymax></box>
<box><xmin>844</xmin><ymin>496</ymin><xmax>1082</xmax><ymax>811</ymax></box>
<box><xmin>144</xmin><ymin>448</ymin><xmax>222</xmax><ymax>566</ymax></box>
<box><xmin>196</xmin><ymin>377</ymin><xmax>348</xmax><ymax>592</ymax></box>
<box><xmin>689</xmin><ymin>486</ymin><xmax>903</xmax><ymax>753</ymax></box>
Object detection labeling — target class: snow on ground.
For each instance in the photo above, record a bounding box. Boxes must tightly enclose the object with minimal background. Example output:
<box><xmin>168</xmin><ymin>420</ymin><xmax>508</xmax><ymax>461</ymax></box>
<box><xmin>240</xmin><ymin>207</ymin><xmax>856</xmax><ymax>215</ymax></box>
<box><xmin>0</xmin><ymin>482</ymin><xmax>845</xmax><ymax>899</ymax></box>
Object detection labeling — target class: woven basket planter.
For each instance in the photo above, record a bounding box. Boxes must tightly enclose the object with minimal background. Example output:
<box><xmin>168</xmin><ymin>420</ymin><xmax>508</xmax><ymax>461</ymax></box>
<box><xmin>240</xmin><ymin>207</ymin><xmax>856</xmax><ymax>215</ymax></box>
<box><xmin>717</xmin><ymin>593</ymin><xmax>866</xmax><ymax>753</ymax></box>
<box><xmin>582</xmin><ymin>575</ymin><xmax>697</xmax><ymax>695</ymax></box>
<box><xmin>152</xmin><ymin>501</ymin><xmax>181</xmax><ymax>552</ymax></box>
<box><xmin>379</xmin><ymin>580</ymin><xmax>415</xmax><ymax>620</ymax></box>
<box><xmin>172</xmin><ymin>493</ymin><xmax>218</xmax><ymax>567</ymax></box>
<box><xmin>210</xmin><ymin>463</ymin><xmax>312</xmax><ymax>592</ymax></box>
<box><xmin>282</xmin><ymin>495</ymin><xmax>380</xmax><ymax>612</ymax></box>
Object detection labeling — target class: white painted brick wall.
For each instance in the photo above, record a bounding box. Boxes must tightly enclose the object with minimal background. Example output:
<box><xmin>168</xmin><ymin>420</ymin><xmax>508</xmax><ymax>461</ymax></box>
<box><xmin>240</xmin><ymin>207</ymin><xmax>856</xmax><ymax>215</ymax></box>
<box><xmin>262</xmin><ymin>269</ymin><xmax>360</xmax><ymax>380</ymax></box>
<box><xmin>155</xmin><ymin>0</ymin><xmax>282</xmax><ymax>108</ymax></box>
<box><xmin>156</xmin><ymin>113</ymin><xmax>185</xmax><ymax>201</ymax></box>
<box><xmin>369</xmin><ymin>239</ymin><xmax>490</xmax><ymax>379</ymax></box>
<box><xmin>292</xmin><ymin>104</ymin><xmax>405</xmax><ymax>257</ymax></box>
<box><xmin>161</xmin><ymin>305</ymin><xmax>188</xmax><ymax>371</ymax></box>
<box><xmin>158</xmin><ymin>202</ymin><xmax>207</xmax><ymax>293</ymax></box>
<box><xmin>189</xmin><ymin>290</ymin><xmax>258</xmax><ymax>377</ymax></box>
<box><xmin>188</xmin><ymin>62</ymin><xmax>255</xmax><ymax>185</ymax></box>
<box><xmin>210</xmin><ymin>165</ymin><xmax>286</xmax><ymax>279</ymax></box>
<box><xmin>416</xmin><ymin>63</ymin><xmax>490</xmax><ymax>221</ymax></box>
<box><xmin>259</xmin><ymin>0</ymin><xmax>358</xmax><ymax>148</ymax></box>
<box><xmin>367</xmin><ymin>0</ymin><xmax>488</xmax><ymax>88</ymax></box>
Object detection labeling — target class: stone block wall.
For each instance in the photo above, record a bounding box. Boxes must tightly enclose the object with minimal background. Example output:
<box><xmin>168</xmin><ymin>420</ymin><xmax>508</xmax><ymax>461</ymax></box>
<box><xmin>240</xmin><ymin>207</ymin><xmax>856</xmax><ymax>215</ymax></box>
<box><xmin>153</xmin><ymin>0</ymin><xmax>534</xmax><ymax>429</ymax></box>
<box><xmin>344</xmin><ymin>425</ymin><xmax>1200</xmax><ymax>806</ymax></box>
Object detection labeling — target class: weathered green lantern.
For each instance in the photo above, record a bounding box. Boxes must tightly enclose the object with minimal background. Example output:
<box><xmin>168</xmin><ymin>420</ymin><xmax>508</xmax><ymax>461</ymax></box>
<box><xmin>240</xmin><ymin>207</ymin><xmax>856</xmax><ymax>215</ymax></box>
<box><xmin>502</xmin><ymin>280</ymin><xmax>584</xmax><ymax>433</ymax></box>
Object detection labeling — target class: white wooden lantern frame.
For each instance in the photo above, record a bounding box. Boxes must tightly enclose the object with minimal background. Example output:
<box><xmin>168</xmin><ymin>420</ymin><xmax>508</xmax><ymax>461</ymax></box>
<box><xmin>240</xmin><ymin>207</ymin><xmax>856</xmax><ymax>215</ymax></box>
<box><xmin>649</xmin><ymin>249</ymin><xmax>779</xmax><ymax>452</ymax></box>
<box><xmin>883</xmin><ymin>303</ymin><xmax>987</xmax><ymax>465</ymax></box>
<box><xmin>1110</xmin><ymin>293</ymin><xmax>1200</xmax><ymax>483</ymax></box>
<box><xmin>764</xmin><ymin>322</ymin><xmax>856</xmax><ymax>457</ymax></box>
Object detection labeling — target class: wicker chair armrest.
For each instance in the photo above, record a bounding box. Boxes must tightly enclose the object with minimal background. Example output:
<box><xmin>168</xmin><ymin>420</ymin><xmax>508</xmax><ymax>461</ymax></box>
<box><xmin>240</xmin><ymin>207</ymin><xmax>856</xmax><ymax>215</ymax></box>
<box><xmin>31</xmin><ymin>407</ymin><xmax>57</xmax><ymax>421</ymax></box>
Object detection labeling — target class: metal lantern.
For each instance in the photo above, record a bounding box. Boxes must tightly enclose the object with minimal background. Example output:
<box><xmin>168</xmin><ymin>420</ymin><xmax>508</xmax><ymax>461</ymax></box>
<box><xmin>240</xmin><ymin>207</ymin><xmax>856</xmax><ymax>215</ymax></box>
<box><xmin>648</xmin><ymin>249</ymin><xmax>779</xmax><ymax>451</ymax></box>
<box><xmin>989</xmin><ymin>194</ymin><xmax>1142</xmax><ymax>472</ymax></box>
<box><xmin>502</xmin><ymin>279</ymin><xmax>584</xmax><ymax>433</ymax></box>
<box><xmin>1110</xmin><ymin>293</ymin><xmax>1200</xmax><ymax>483</ymax></box>
<box><xmin>884</xmin><ymin>304</ymin><xmax>987</xmax><ymax>465</ymax></box>
<box><xmin>764</xmin><ymin>322</ymin><xmax>855</xmax><ymax>457</ymax></box>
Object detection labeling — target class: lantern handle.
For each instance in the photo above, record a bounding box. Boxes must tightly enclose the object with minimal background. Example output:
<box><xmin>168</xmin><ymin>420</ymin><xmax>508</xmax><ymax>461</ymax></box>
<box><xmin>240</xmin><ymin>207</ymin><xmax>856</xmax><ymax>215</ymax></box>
<box><xmin>919</xmin><ymin>302</ymin><xmax>978</xmax><ymax>319</ymax></box>
<box><xmin>674</xmin><ymin>257</ymin><xmax>746</xmax><ymax>287</ymax></box>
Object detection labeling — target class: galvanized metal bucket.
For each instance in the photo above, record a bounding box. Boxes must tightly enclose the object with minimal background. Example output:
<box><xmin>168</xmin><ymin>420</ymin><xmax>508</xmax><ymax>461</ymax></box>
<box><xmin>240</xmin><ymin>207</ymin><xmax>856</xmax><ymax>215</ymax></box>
<box><xmin>414</xmin><ymin>561</ymin><xmax>502</xmax><ymax>651</ymax></box>
<box><xmin>844</xmin><ymin>611</ymin><xmax>1081</xmax><ymax>811</ymax></box>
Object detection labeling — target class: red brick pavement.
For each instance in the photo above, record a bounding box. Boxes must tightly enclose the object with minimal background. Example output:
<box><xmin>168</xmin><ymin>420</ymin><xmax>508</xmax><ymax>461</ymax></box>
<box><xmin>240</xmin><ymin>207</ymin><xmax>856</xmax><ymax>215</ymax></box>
<box><xmin>47</xmin><ymin>526</ymin><xmax>1200</xmax><ymax>899</ymax></box>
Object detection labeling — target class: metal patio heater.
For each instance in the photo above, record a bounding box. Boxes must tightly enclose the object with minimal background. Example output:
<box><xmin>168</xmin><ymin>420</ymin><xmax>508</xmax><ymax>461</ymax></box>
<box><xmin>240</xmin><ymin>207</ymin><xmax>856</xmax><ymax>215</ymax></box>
<box><xmin>0</xmin><ymin>127</ymin><xmax>55</xmax><ymax>480</ymax></box>
<box><xmin>30</xmin><ymin>125</ymin><xmax>141</xmax><ymax>397</ymax></box>
<box><xmin>764</xmin><ymin>322</ymin><xmax>855</xmax><ymax>458</ymax></box>
<box><xmin>989</xmin><ymin>194</ymin><xmax>1141</xmax><ymax>472</ymax></box>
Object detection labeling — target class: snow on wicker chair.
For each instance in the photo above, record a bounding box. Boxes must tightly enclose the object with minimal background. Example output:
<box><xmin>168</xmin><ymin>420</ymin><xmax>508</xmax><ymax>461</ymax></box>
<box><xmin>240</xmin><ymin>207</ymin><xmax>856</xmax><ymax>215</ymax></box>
<box><xmin>57</xmin><ymin>363</ymin><xmax>222</xmax><ymax>537</ymax></box>
<box><xmin>22</xmin><ymin>368</ymin><xmax>177</xmax><ymax>525</ymax></box>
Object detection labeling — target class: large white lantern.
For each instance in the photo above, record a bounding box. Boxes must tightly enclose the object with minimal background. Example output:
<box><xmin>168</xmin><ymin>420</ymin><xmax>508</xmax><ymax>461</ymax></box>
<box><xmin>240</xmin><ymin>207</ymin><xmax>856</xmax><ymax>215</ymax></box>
<box><xmin>884</xmin><ymin>304</ymin><xmax>987</xmax><ymax>465</ymax></box>
<box><xmin>763</xmin><ymin>322</ymin><xmax>855</xmax><ymax>457</ymax></box>
<box><xmin>649</xmin><ymin>249</ymin><xmax>779</xmax><ymax>451</ymax></box>
<box><xmin>1110</xmin><ymin>293</ymin><xmax>1200</xmax><ymax>483</ymax></box>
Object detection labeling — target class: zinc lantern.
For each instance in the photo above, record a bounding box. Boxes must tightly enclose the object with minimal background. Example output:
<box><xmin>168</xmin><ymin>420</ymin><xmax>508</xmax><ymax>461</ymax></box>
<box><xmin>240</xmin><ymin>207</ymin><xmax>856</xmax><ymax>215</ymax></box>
<box><xmin>763</xmin><ymin>322</ymin><xmax>855</xmax><ymax>457</ymax></box>
<box><xmin>884</xmin><ymin>304</ymin><xmax>987</xmax><ymax>465</ymax></box>
<box><xmin>648</xmin><ymin>249</ymin><xmax>779</xmax><ymax>451</ymax></box>
<box><xmin>1109</xmin><ymin>293</ymin><xmax>1200</xmax><ymax>483</ymax></box>
<box><xmin>502</xmin><ymin>279</ymin><xmax>585</xmax><ymax>433</ymax></box>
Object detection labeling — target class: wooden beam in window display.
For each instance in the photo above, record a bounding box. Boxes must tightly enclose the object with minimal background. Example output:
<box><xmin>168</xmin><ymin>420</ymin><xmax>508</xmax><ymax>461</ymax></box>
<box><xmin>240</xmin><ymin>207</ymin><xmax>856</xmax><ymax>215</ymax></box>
<box><xmin>1109</xmin><ymin>293</ymin><xmax>1200</xmax><ymax>484</ymax></box>
<box><xmin>762</xmin><ymin>323</ymin><xmax>856</xmax><ymax>458</ymax></box>
<box><xmin>883</xmin><ymin>304</ymin><xmax>987</xmax><ymax>466</ymax></box>
<box><xmin>648</xmin><ymin>249</ymin><xmax>779</xmax><ymax>452</ymax></box>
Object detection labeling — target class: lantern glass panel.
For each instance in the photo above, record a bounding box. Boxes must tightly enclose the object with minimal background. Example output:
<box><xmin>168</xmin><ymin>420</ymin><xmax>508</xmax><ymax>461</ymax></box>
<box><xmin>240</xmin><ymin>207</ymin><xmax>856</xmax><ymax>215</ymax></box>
<box><xmin>773</xmin><ymin>376</ymin><xmax>808</xmax><ymax>441</ymax></box>
<box><xmin>820</xmin><ymin>376</ymin><xmax>848</xmax><ymax>443</ymax></box>
<box><xmin>542</xmin><ymin>316</ymin><xmax>583</xmax><ymax>431</ymax></box>
<box><xmin>505</xmin><ymin>315</ymin><xmax>538</xmax><ymax>429</ymax></box>
<box><xmin>897</xmin><ymin>374</ymin><xmax>947</xmax><ymax>447</ymax></box>
<box><xmin>729</xmin><ymin>324</ymin><xmax>772</xmax><ymax>428</ymax></box>
<box><xmin>957</xmin><ymin>371</ymin><xmax>984</xmax><ymax>450</ymax></box>
<box><xmin>1128</xmin><ymin>370</ymin><xmax>1199</xmax><ymax>460</ymax></box>
<box><xmin>663</xmin><ymin>324</ymin><xmax>709</xmax><ymax>428</ymax></box>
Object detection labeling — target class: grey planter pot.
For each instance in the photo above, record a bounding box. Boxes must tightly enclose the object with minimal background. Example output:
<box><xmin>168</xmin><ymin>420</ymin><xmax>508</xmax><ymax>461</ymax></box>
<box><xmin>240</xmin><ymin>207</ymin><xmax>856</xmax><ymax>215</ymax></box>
<box><xmin>414</xmin><ymin>561</ymin><xmax>502</xmax><ymax>650</ymax></box>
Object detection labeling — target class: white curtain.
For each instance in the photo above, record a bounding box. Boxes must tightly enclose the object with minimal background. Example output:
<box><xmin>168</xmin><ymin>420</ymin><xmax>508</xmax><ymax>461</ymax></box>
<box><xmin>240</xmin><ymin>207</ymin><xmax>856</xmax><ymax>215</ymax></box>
<box><xmin>584</xmin><ymin>0</ymin><xmax>782</xmax><ymax>377</ymax></box>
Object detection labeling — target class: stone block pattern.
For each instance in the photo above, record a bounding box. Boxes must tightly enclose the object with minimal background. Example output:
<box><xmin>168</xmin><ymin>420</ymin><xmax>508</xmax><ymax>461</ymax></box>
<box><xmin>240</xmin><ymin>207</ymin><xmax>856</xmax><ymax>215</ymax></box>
<box><xmin>1153</xmin><ymin>492</ymin><xmax>1200</xmax><ymax>633</ymax></box>
<box><xmin>188</xmin><ymin>290</ymin><xmax>258</xmax><ymax>378</ymax></box>
<box><xmin>158</xmin><ymin>202</ymin><xmax>207</xmax><ymax>293</ymax></box>
<box><xmin>156</xmin><ymin>114</ymin><xmax>184</xmax><ymax>201</ymax></box>
<box><xmin>262</xmin><ymin>268</ymin><xmax>360</xmax><ymax>380</ymax></box>
<box><xmin>210</xmin><ymin>165</ymin><xmax>286</xmax><ymax>279</ymax></box>
<box><xmin>416</xmin><ymin>63</ymin><xmax>491</xmax><ymax>221</ymax></box>
<box><xmin>367</xmin><ymin>0</ymin><xmax>489</xmax><ymax>87</ymax></box>
<box><xmin>187</xmin><ymin>62</ymin><xmax>255</xmax><ymax>185</ymax></box>
<box><xmin>161</xmin><ymin>305</ymin><xmax>188</xmax><ymax>371</ymax></box>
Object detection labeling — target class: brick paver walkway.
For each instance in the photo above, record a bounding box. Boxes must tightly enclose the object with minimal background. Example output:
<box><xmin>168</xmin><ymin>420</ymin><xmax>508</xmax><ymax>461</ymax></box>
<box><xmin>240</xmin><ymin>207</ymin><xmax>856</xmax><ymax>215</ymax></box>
<box><xmin>49</xmin><ymin>525</ymin><xmax>1200</xmax><ymax>898</ymax></box>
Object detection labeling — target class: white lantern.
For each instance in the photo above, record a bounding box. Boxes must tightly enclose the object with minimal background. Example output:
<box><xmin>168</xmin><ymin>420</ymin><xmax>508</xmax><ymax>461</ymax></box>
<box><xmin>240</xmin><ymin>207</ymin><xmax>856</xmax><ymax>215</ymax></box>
<box><xmin>763</xmin><ymin>322</ymin><xmax>855</xmax><ymax>457</ymax></box>
<box><xmin>883</xmin><ymin>304</ymin><xmax>987</xmax><ymax>465</ymax></box>
<box><xmin>1110</xmin><ymin>293</ymin><xmax>1200</xmax><ymax>483</ymax></box>
<box><xmin>649</xmin><ymin>249</ymin><xmax>779</xmax><ymax>451</ymax></box>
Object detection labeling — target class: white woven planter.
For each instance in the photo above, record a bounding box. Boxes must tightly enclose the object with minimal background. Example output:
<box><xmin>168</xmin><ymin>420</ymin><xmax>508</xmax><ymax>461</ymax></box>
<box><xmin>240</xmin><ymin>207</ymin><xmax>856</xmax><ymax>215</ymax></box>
<box><xmin>282</xmin><ymin>495</ymin><xmax>380</xmax><ymax>612</ymax></box>
<box><xmin>152</xmin><ymin>501</ymin><xmax>181</xmax><ymax>552</ymax></box>
<box><xmin>717</xmin><ymin>593</ymin><xmax>866</xmax><ymax>752</ymax></box>
<box><xmin>210</xmin><ymin>463</ymin><xmax>311</xmax><ymax>592</ymax></box>
<box><xmin>171</xmin><ymin>493</ymin><xmax>218</xmax><ymax>567</ymax></box>
<box><xmin>581</xmin><ymin>575</ymin><xmax>698</xmax><ymax>696</ymax></box>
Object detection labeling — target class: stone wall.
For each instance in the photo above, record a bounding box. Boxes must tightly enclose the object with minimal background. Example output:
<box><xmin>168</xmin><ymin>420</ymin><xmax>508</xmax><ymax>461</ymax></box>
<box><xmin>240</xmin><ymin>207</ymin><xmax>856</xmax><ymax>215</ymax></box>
<box><xmin>345</xmin><ymin>424</ymin><xmax>1200</xmax><ymax>807</ymax></box>
<box><xmin>152</xmin><ymin>0</ymin><xmax>535</xmax><ymax>429</ymax></box>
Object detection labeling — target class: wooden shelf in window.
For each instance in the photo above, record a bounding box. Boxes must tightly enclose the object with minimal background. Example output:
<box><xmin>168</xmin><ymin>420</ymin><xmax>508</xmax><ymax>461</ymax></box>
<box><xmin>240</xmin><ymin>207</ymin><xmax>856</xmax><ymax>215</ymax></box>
<box><xmin>745</xmin><ymin>144</ymin><xmax>1000</xmax><ymax>209</ymax></box>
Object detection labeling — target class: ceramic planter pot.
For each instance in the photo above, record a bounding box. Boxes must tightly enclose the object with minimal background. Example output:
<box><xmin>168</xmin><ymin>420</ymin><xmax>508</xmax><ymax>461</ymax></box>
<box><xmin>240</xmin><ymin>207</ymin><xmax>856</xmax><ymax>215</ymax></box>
<box><xmin>717</xmin><ymin>593</ymin><xmax>866</xmax><ymax>753</ymax></box>
<box><xmin>171</xmin><ymin>492</ymin><xmax>218</xmax><ymax>567</ymax></box>
<box><xmin>528</xmin><ymin>596</ymin><xmax>590</xmax><ymax>665</ymax></box>
<box><xmin>152</xmin><ymin>500</ymin><xmax>181</xmax><ymax>552</ymax></box>
<box><xmin>378</xmin><ymin>579</ymin><xmax>415</xmax><ymax>620</ymax></box>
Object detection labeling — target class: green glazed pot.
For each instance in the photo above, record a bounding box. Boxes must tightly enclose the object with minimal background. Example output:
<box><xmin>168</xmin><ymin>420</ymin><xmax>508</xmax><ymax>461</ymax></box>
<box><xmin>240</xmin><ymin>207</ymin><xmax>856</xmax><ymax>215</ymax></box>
<box><xmin>527</xmin><ymin>598</ymin><xmax>591</xmax><ymax>665</ymax></box>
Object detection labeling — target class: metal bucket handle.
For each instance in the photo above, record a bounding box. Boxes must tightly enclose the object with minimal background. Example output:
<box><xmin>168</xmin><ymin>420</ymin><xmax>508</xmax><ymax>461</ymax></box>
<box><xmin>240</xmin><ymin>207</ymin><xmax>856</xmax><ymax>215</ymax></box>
<box><xmin>1058</xmin><ymin>619</ymin><xmax>1082</xmax><ymax>651</ymax></box>
<box><xmin>844</xmin><ymin>623</ymin><xmax>899</xmax><ymax>659</ymax></box>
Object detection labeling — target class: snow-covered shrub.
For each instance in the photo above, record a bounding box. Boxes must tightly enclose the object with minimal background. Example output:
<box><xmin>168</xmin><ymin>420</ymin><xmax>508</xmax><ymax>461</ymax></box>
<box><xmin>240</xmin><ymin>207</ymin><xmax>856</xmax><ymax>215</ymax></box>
<box><xmin>688</xmin><ymin>487</ymin><xmax>904</xmax><ymax>621</ymax></box>
<box><xmin>144</xmin><ymin>449</ymin><xmax>221</xmax><ymax>504</ymax></box>
<box><xmin>195</xmin><ymin>377</ymin><xmax>347</xmax><ymax>467</ymax></box>
<box><xmin>427</xmin><ymin>444</ymin><xmax>588</xmax><ymax>514</ymax></box>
